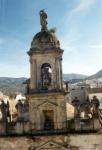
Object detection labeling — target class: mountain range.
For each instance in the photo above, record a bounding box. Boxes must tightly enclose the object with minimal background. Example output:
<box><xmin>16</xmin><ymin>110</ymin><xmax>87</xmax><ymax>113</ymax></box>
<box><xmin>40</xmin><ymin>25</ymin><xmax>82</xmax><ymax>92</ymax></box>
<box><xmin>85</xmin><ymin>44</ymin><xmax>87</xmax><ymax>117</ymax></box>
<box><xmin>63</xmin><ymin>73</ymin><xmax>87</xmax><ymax>80</ymax></box>
<box><xmin>0</xmin><ymin>69</ymin><xmax>102</xmax><ymax>96</ymax></box>
<box><xmin>0</xmin><ymin>77</ymin><xmax>26</xmax><ymax>96</ymax></box>
<box><xmin>86</xmin><ymin>69</ymin><xmax>102</xmax><ymax>80</ymax></box>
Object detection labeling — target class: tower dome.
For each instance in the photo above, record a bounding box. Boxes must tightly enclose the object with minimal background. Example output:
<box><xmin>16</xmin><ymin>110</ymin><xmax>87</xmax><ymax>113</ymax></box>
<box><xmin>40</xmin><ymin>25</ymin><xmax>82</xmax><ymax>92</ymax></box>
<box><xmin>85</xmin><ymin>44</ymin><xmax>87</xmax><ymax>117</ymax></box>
<box><xmin>31</xmin><ymin>30</ymin><xmax>60</xmax><ymax>50</ymax></box>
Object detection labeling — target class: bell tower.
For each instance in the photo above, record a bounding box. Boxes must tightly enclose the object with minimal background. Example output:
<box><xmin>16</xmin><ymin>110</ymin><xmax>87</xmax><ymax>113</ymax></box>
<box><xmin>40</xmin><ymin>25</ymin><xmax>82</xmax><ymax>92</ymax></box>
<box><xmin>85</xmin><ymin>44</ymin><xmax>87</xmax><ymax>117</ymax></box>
<box><xmin>27</xmin><ymin>10</ymin><xmax>66</xmax><ymax>131</ymax></box>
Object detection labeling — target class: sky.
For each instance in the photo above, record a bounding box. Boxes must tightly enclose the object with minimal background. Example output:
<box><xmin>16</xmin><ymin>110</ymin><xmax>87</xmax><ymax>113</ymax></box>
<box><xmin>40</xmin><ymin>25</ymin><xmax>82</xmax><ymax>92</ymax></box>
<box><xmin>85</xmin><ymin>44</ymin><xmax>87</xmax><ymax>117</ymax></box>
<box><xmin>0</xmin><ymin>0</ymin><xmax>102</xmax><ymax>77</ymax></box>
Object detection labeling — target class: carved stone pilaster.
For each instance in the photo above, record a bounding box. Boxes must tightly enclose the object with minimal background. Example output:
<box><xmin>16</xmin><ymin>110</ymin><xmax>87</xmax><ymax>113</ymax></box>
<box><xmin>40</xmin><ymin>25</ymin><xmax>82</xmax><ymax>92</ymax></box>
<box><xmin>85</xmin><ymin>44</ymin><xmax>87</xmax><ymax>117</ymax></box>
<box><xmin>55</xmin><ymin>56</ymin><xmax>63</xmax><ymax>89</ymax></box>
<box><xmin>55</xmin><ymin>57</ymin><xmax>60</xmax><ymax>89</ymax></box>
<box><xmin>30</xmin><ymin>59</ymin><xmax>37</xmax><ymax>89</ymax></box>
<box><xmin>59</xmin><ymin>56</ymin><xmax>63</xmax><ymax>89</ymax></box>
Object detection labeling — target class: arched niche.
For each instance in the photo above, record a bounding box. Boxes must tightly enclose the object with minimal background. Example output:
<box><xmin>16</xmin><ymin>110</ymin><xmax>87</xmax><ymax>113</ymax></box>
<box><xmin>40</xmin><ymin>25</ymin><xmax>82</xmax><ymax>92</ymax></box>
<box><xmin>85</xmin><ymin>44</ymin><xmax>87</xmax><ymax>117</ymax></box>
<box><xmin>41</xmin><ymin>63</ymin><xmax>52</xmax><ymax>89</ymax></box>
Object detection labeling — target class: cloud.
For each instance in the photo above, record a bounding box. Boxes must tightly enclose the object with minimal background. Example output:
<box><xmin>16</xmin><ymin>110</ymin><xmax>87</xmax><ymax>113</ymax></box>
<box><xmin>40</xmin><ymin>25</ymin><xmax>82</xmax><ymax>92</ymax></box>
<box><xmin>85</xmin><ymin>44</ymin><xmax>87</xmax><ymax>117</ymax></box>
<box><xmin>72</xmin><ymin>0</ymin><xmax>95</xmax><ymax>13</ymax></box>
<box><xmin>59</xmin><ymin>0</ymin><xmax>96</xmax><ymax>50</ymax></box>
<box><xmin>0</xmin><ymin>63</ymin><xmax>29</xmax><ymax>77</ymax></box>
<box><xmin>0</xmin><ymin>36</ymin><xmax>29</xmax><ymax>77</ymax></box>
<box><xmin>59</xmin><ymin>0</ymin><xmax>96</xmax><ymax>26</ymax></box>
<box><xmin>62</xmin><ymin>62</ymin><xmax>94</xmax><ymax>75</ymax></box>
<box><xmin>57</xmin><ymin>0</ymin><xmax>102</xmax><ymax>75</ymax></box>
<box><xmin>89</xmin><ymin>44</ymin><xmax>102</xmax><ymax>49</ymax></box>
<box><xmin>0</xmin><ymin>37</ymin><xmax>28</xmax><ymax>55</ymax></box>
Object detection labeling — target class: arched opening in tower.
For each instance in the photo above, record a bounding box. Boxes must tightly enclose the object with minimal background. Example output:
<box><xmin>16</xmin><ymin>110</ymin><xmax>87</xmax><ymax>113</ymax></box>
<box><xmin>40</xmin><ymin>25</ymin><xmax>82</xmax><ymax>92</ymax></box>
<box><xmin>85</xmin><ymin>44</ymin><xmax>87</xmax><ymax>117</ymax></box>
<box><xmin>43</xmin><ymin>110</ymin><xmax>54</xmax><ymax>130</ymax></box>
<box><xmin>41</xmin><ymin>63</ymin><xmax>52</xmax><ymax>89</ymax></box>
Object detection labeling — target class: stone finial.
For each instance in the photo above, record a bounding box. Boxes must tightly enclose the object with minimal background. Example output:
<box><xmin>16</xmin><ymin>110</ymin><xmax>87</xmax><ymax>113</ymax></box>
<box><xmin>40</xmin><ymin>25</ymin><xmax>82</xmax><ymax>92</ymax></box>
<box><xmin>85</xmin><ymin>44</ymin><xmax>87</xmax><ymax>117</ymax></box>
<box><xmin>39</xmin><ymin>10</ymin><xmax>48</xmax><ymax>31</ymax></box>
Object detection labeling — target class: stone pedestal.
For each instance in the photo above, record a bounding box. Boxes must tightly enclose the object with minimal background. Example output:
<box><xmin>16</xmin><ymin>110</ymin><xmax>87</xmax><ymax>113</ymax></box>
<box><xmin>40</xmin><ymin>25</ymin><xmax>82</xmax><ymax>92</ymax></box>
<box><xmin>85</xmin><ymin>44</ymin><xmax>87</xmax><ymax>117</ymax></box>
<box><xmin>93</xmin><ymin>118</ymin><xmax>100</xmax><ymax>130</ymax></box>
<box><xmin>74</xmin><ymin>118</ymin><xmax>81</xmax><ymax>131</ymax></box>
<box><xmin>15</xmin><ymin>122</ymin><xmax>30</xmax><ymax>134</ymax></box>
<box><xmin>0</xmin><ymin>122</ymin><xmax>6</xmax><ymax>134</ymax></box>
<box><xmin>15</xmin><ymin>122</ymin><xmax>24</xmax><ymax>134</ymax></box>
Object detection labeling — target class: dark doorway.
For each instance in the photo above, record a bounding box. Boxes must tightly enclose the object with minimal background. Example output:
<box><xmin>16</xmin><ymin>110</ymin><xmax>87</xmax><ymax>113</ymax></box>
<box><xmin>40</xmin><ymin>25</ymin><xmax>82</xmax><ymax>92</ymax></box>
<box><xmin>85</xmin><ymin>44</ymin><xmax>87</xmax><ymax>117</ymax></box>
<box><xmin>43</xmin><ymin>110</ymin><xmax>54</xmax><ymax>130</ymax></box>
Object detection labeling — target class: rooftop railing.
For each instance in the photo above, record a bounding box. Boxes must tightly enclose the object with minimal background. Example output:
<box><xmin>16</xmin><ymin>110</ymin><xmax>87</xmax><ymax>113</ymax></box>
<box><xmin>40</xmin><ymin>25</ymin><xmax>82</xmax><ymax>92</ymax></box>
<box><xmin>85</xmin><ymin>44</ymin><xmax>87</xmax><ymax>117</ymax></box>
<box><xmin>0</xmin><ymin>119</ymin><xmax>100</xmax><ymax>136</ymax></box>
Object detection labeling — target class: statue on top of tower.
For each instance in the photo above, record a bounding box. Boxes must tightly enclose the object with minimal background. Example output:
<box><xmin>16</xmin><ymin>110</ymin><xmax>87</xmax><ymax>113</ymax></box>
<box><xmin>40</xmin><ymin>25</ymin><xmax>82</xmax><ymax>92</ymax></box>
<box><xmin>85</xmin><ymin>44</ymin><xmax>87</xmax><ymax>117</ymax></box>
<box><xmin>40</xmin><ymin>10</ymin><xmax>48</xmax><ymax>31</ymax></box>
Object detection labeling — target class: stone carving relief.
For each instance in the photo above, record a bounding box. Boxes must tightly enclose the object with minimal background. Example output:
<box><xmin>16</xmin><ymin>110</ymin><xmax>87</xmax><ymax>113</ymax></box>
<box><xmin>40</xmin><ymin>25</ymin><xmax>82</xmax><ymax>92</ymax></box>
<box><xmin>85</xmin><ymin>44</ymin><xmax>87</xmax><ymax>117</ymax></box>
<box><xmin>37</xmin><ymin>101</ymin><xmax>57</xmax><ymax>109</ymax></box>
<box><xmin>29</xmin><ymin>140</ymin><xmax>68</xmax><ymax>150</ymax></box>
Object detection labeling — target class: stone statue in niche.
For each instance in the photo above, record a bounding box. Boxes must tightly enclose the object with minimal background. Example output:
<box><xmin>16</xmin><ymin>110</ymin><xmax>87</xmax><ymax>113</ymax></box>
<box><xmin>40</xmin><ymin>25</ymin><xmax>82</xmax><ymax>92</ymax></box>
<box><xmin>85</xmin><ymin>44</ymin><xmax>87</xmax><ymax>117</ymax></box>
<box><xmin>0</xmin><ymin>99</ymin><xmax>11</xmax><ymax>122</ymax></box>
<box><xmin>0</xmin><ymin>98</ymin><xmax>11</xmax><ymax>133</ymax></box>
<box><xmin>40</xmin><ymin>10</ymin><xmax>48</xmax><ymax>31</ymax></box>
<box><xmin>42</xmin><ymin>67</ymin><xmax>51</xmax><ymax>89</ymax></box>
<box><xmin>72</xmin><ymin>97</ymin><xmax>80</xmax><ymax>118</ymax></box>
<box><xmin>80</xmin><ymin>97</ymin><xmax>92</xmax><ymax>119</ymax></box>
<box><xmin>15</xmin><ymin>100</ymin><xmax>29</xmax><ymax>121</ymax></box>
<box><xmin>83</xmin><ymin>98</ymin><xmax>91</xmax><ymax>118</ymax></box>
<box><xmin>91</xmin><ymin>95</ymin><xmax>100</xmax><ymax>116</ymax></box>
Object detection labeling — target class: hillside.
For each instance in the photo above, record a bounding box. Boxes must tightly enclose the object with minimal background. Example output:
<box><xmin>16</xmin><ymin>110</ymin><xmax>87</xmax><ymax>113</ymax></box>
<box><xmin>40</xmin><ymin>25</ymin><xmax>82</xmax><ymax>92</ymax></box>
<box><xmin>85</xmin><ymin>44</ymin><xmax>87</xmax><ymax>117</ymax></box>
<box><xmin>0</xmin><ymin>77</ymin><xmax>27</xmax><ymax>85</ymax></box>
<box><xmin>63</xmin><ymin>73</ymin><xmax>87</xmax><ymax>81</ymax></box>
<box><xmin>86</xmin><ymin>69</ymin><xmax>102</xmax><ymax>80</ymax></box>
<box><xmin>0</xmin><ymin>77</ymin><xmax>27</xmax><ymax>96</ymax></box>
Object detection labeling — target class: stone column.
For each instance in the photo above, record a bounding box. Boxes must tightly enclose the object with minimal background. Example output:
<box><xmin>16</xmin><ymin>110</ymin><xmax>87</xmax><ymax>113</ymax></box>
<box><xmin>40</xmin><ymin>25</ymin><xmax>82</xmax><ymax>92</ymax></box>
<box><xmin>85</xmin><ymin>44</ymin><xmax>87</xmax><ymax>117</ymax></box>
<box><xmin>30</xmin><ymin>59</ymin><xmax>37</xmax><ymax>89</ymax></box>
<box><xmin>55</xmin><ymin>57</ymin><xmax>63</xmax><ymax>89</ymax></box>
<box><xmin>59</xmin><ymin>57</ymin><xmax>63</xmax><ymax>89</ymax></box>
<box><xmin>55</xmin><ymin>57</ymin><xmax>60</xmax><ymax>89</ymax></box>
<box><xmin>34</xmin><ymin>60</ymin><xmax>37</xmax><ymax>88</ymax></box>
